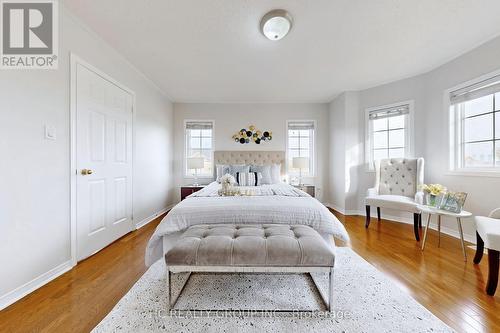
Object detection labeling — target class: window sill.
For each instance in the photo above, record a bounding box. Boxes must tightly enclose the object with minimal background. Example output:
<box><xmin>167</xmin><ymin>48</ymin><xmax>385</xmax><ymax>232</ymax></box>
<box><xmin>445</xmin><ymin>170</ymin><xmax>500</xmax><ymax>178</ymax></box>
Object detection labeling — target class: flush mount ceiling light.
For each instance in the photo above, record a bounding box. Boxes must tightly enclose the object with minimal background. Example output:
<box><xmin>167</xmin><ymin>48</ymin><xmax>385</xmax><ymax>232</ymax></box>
<box><xmin>260</xmin><ymin>9</ymin><xmax>293</xmax><ymax>41</ymax></box>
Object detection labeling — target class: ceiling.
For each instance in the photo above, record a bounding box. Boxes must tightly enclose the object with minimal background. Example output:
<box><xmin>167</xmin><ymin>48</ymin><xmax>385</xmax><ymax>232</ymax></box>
<box><xmin>63</xmin><ymin>0</ymin><xmax>500</xmax><ymax>103</ymax></box>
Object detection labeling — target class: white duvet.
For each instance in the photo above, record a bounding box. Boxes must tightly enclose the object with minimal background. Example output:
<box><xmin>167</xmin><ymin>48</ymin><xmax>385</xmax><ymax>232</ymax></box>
<box><xmin>145</xmin><ymin>182</ymin><xmax>349</xmax><ymax>266</ymax></box>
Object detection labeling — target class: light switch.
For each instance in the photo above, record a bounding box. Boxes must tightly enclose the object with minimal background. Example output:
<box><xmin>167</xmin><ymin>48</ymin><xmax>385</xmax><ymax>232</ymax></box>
<box><xmin>45</xmin><ymin>125</ymin><xmax>56</xmax><ymax>140</ymax></box>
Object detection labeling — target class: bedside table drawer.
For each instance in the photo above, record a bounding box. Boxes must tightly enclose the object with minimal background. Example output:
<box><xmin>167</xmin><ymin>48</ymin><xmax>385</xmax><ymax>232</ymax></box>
<box><xmin>181</xmin><ymin>186</ymin><xmax>204</xmax><ymax>200</ymax></box>
<box><xmin>293</xmin><ymin>185</ymin><xmax>315</xmax><ymax>197</ymax></box>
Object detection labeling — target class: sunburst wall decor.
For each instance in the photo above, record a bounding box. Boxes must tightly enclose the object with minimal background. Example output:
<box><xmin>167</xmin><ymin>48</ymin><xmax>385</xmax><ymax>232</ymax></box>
<box><xmin>232</xmin><ymin>125</ymin><xmax>272</xmax><ymax>144</ymax></box>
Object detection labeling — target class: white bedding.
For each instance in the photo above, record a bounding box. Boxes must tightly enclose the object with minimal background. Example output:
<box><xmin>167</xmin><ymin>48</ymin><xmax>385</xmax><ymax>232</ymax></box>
<box><xmin>145</xmin><ymin>182</ymin><xmax>349</xmax><ymax>266</ymax></box>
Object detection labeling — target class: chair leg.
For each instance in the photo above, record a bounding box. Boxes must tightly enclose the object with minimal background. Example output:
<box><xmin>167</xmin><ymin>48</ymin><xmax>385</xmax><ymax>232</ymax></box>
<box><xmin>365</xmin><ymin>205</ymin><xmax>371</xmax><ymax>228</ymax></box>
<box><xmin>473</xmin><ymin>232</ymin><xmax>484</xmax><ymax>264</ymax></box>
<box><xmin>486</xmin><ymin>249</ymin><xmax>500</xmax><ymax>296</ymax></box>
<box><xmin>413</xmin><ymin>213</ymin><xmax>420</xmax><ymax>241</ymax></box>
<box><xmin>377</xmin><ymin>207</ymin><xmax>381</xmax><ymax>221</ymax></box>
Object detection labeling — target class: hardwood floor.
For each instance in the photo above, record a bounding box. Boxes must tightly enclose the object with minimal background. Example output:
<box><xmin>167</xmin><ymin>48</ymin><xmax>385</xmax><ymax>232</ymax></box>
<box><xmin>332</xmin><ymin>211</ymin><xmax>500</xmax><ymax>333</ymax></box>
<box><xmin>0</xmin><ymin>214</ymin><xmax>167</xmax><ymax>333</ymax></box>
<box><xmin>0</xmin><ymin>211</ymin><xmax>498</xmax><ymax>332</ymax></box>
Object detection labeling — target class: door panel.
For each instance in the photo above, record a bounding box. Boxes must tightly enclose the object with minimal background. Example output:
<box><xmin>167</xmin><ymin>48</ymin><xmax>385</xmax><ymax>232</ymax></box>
<box><xmin>88</xmin><ymin>179</ymin><xmax>106</xmax><ymax>235</ymax></box>
<box><xmin>114</xmin><ymin>177</ymin><xmax>127</xmax><ymax>224</ymax></box>
<box><xmin>76</xmin><ymin>63</ymin><xmax>133</xmax><ymax>261</ymax></box>
<box><xmin>89</xmin><ymin>111</ymin><xmax>106</xmax><ymax>162</ymax></box>
<box><xmin>114</xmin><ymin>121</ymin><xmax>127</xmax><ymax>163</ymax></box>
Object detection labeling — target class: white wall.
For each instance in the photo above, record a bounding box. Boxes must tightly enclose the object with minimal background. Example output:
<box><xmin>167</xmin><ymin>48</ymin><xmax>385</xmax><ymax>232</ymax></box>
<box><xmin>173</xmin><ymin>103</ymin><xmax>329</xmax><ymax>202</ymax></box>
<box><xmin>338</xmin><ymin>35</ymin><xmax>500</xmax><ymax>242</ymax></box>
<box><xmin>422</xmin><ymin>36</ymin><xmax>500</xmax><ymax>240</ymax></box>
<box><xmin>0</xmin><ymin>7</ymin><xmax>175</xmax><ymax>308</ymax></box>
<box><xmin>327</xmin><ymin>92</ymin><xmax>362</xmax><ymax>213</ymax></box>
<box><xmin>328</xmin><ymin>95</ymin><xmax>346</xmax><ymax>212</ymax></box>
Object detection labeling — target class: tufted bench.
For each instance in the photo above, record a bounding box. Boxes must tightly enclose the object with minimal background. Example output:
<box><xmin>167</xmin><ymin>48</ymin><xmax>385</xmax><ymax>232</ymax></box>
<box><xmin>165</xmin><ymin>224</ymin><xmax>335</xmax><ymax>312</ymax></box>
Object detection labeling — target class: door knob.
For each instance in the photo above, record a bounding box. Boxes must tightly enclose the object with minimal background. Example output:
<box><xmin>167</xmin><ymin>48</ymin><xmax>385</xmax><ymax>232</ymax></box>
<box><xmin>81</xmin><ymin>169</ymin><xmax>93</xmax><ymax>175</ymax></box>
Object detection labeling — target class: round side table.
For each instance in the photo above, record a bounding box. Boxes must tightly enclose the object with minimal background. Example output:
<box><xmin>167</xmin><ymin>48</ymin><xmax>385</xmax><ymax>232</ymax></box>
<box><xmin>417</xmin><ymin>205</ymin><xmax>473</xmax><ymax>261</ymax></box>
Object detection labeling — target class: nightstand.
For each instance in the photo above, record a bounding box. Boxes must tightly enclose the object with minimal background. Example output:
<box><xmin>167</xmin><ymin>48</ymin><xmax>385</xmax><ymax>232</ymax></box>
<box><xmin>181</xmin><ymin>185</ymin><xmax>205</xmax><ymax>200</ymax></box>
<box><xmin>293</xmin><ymin>184</ymin><xmax>315</xmax><ymax>197</ymax></box>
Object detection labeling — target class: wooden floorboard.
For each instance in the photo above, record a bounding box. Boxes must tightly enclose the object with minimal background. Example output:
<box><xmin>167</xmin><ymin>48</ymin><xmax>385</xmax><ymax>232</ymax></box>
<box><xmin>0</xmin><ymin>214</ymin><xmax>167</xmax><ymax>333</ymax></box>
<box><xmin>333</xmin><ymin>211</ymin><xmax>500</xmax><ymax>333</ymax></box>
<box><xmin>1</xmin><ymin>210</ymin><xmax>499</xmax><ymax>332</ymax></box>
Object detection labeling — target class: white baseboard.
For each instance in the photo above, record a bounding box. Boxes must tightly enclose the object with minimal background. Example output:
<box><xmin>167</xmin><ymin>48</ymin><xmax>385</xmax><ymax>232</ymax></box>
<box><xmin>325</xmin><ymin>206</ymin><xmax>476</xmax><ymax>244</ymax></box>
<box><xmin>0</xmin><ymin>260</ymin><xmax>73</xmax><ymax>311</ymax></box>
<box><xmin>0</xmin><ymin>206</ymin><xmax>175</xmax><ymax>311</ymax></box>
<box><xmin>135</xmin><ymin>204</ymin><xmax>175</xmax><ymax>229</ymax></box>
<box><xmin>323</xmin><ymin>203</ymin><xmax>346</xmax><ymax>214</ymax></box>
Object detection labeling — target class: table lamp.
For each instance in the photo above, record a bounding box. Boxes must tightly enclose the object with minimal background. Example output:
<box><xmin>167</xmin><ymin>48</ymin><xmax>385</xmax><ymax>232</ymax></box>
<box><xmin>293</xmin><ymin>157</ymin><xmax>308</xmax><ymax>186</ymax></box>
<box><xmin>187</xmin><ymin>157</ymin><xmax>204</xmax><ymax>186</ymax></box>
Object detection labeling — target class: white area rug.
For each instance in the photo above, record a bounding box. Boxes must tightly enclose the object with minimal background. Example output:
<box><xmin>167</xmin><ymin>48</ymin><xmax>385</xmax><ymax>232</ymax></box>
<box><xmin>93</xmin><ymin>248</ymin><xmax>454</xmax><ymax>332</ymax></box>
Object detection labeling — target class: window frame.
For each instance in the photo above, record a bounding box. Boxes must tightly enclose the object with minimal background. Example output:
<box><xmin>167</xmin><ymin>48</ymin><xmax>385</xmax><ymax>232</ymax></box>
<box><xmin>365</xmin><ymin>100</ymin><xmax>414</xmax><ymax>172</ymax></box>
<box><xmin>448</xmin><ymin>70</ymin><xmax>500</xmax><ymax>176</ymax></box>
<box><xmin>184</xmin><ymin>119</ymin><xmax>215</xmax><ymax>178</ymax></box>
<box><xmin>286</xmin><ymin>120</ymin><xmax>316</xmax><ymax>177</ymax></box>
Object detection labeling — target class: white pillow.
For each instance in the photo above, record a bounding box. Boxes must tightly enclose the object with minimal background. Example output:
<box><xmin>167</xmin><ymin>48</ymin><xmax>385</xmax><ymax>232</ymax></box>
<box><xmin>270</xmin><ymin>164</ymin><xmax>281</xmax><ymax>184</ymax></box>
<box><xmin>249</xmin><ymin>165</ymin><xmax>272</xmax><ymax>184</ymax></box>
<box><xmin>215</xmin><ymin>164</ymin><xmax>229</xmax><ymax>183</ymax></box>
<box><xmin>236</xmin><ymin>172</ymin><xmax>262</xmax><ymax>186</ymax></box>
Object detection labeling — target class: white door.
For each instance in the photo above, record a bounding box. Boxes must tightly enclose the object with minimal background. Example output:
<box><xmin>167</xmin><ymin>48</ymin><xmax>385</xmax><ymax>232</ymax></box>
<box><xmin>76</xmin><ymin>63</ymin><xmax>133</xmax><ymax>261</ymax></box>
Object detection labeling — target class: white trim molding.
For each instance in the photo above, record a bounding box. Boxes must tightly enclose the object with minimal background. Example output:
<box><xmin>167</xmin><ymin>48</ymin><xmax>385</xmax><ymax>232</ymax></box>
<box><xmin>70</xmin><ymin>53</ymin><xmax>136</xmax><ymax>266</ymax></box>
<box><xmin>0</xmin><ymin>261</ymin><xmax>73</xmax><ymax>311</ymax></box>
<box><xmin>446</xmin><ymin>67</ymin><xmax>500</xmax><ymax>175</ymax></box>
<box><xmin>135</xmin><ymin>205</ymin><xmax>175</xmax><ymax>229</ymax></box>
<box><xmin>364</xmin><ymin>100</ymin><xmax>415</xmax><ymax>172</ymax></box>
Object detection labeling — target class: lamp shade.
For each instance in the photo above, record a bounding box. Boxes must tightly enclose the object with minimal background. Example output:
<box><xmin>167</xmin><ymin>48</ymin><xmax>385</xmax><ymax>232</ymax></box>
<box><xmin>187</xmin><ymin>157</ymin><xmax>204</xmax><ymax>169</ymax></box>
<box><xmin>293</xmin><ymin>157</ymin><xmax>308</xmax><ymax>169</ymax></box>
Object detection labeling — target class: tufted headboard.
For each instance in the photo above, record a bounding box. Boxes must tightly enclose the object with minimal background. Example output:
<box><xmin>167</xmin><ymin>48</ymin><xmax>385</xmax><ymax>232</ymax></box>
<box><xmin>214</xmin><ymin>151</ymin><xmax>286</xmax><ymax>174</ymax></box>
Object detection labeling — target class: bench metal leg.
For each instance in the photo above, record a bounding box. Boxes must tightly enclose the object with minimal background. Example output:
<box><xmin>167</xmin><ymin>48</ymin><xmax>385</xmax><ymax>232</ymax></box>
<box><xmin>166</xmin><ymin>268</ymin><xmax>171</xmax><ymax>310</ymax></box>
<box><xmin>328</xmin><ymin>267</ymin><xmax>334</xmax><ymax>312</ymax></box>
<box><xmin>169</xmin><ymin>270</ymin><xmax>334</xmax><ymax>314</ymax></box>
<box><xmin>166</xmin><ymin>270</ymin><xmax>192</xmax><ymax>311</ymax></box>
<box><xmin>308</xmin><ymin>268</ymin><xmax>334</xmax><ymax>312</ymax></box>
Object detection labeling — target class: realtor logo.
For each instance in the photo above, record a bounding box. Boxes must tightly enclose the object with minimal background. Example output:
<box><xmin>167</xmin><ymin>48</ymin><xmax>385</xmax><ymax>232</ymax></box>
<box><xmin>1</xmin><ymin>0</ymin><xmax>58</xmax><ymax>69</ymax></box>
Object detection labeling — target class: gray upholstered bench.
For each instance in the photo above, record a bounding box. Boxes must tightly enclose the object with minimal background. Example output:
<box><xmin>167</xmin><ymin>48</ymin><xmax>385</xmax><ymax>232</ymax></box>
<box><xmin>165</xmin><ymin>224</ymin><xmax>335</xmax><ymax>312</ymax></box>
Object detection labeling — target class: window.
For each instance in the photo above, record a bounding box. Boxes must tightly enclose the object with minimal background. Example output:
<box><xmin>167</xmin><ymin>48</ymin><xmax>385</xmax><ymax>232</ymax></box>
<box><xmin>287</xmin><ymin>120</ymin><xmax>315</xmax><ymax>176</ymax></box>
<box><xmin>450</xmin><ymin>75</ymin><xmax>500</xmax><ymax>171</ymax></box>
<box><xmin>185</xmin><ymin>121</ymin><xmax>213</xmax><ymax>177</ymax></box>
<box><xmin>366</xmin><ymin>102</ymin><xmax>413</xmax><ymax>169</ymax></box>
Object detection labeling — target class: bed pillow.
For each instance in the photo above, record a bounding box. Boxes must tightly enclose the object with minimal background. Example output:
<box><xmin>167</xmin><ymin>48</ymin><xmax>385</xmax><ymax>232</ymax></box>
<box><xmin>236</xmin><ymin>172</ymin><xmax>262</xmax><ymax>186</ymax></box>
<box><xmin>215</xmin><ymin>164</ymin><xmax>229</xmax><ymax>182</ymax></box>
<box><xmin>228</xmin><ymin>164</ymin><xmax>250</xmax><ymax>178</ymax></box>
<box><xmin>249</xmin><ymin>165</ymin><xmax>272</xmax><ymax>184</ymax></box>
<box><xmin>270</xmin><ymin>164</ymin><xmax>281</xmax><ymax>184</ymax></box>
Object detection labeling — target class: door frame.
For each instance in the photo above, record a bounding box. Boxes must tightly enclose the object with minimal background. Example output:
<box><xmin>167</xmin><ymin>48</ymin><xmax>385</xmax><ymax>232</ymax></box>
<box><xmin>70</xmin><ymin>53</ymin><xmax>136</xmax><ymax>265</ymax></box>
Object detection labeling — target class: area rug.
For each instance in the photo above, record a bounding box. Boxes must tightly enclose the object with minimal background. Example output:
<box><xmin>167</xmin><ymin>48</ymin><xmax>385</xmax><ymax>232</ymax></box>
<box><xmin>92</xmin><ymin>248</ymin><xmax>454</xmax><ymax>332</ymax></box>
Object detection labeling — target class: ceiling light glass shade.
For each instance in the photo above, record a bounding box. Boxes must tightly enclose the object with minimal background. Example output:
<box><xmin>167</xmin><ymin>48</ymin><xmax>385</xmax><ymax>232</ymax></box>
<box><xmin>260</xmin><ymin>10</ymin><xmax>293</xmax><ymax>41</ymax></box>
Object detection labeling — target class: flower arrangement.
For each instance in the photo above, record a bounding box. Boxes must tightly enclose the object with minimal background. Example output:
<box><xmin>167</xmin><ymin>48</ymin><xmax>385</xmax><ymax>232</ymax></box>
<box><xmin>232</xmin><ymin>125</ymin><xmax>272</xmax><ymax>144</ymax></box>
<box><xmin>419</xmin><ymin>184</ymin><xmax>447</xmax><ymax>207</ymax></box>
<box><xmin>218</xmin><ymin>174</ymin><xmax>239</xmax><ymax>196</ymax></box>
<box><xmin>420</xmin><ymin>184</ymin><xmax>447</xmax><ymax>196</ymax></box>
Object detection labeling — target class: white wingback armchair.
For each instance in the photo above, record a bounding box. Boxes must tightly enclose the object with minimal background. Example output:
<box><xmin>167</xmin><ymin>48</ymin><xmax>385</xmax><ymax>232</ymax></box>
<box><xmin>473</xmin><ymin>208</ymin><xmax>500</xmax><ymax>296</ymax></box>
<box><xmin>365</xmin><ymin>158</ymin><xmax>425</xmax><ymax>241</ymax></box>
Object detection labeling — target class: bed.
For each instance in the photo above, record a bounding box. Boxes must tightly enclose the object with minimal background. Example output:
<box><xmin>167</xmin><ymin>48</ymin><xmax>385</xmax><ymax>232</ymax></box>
<box><xmin>145</xmin><ymin>151</ymin><xmax>349</xmax><ymax>266</ymax></box>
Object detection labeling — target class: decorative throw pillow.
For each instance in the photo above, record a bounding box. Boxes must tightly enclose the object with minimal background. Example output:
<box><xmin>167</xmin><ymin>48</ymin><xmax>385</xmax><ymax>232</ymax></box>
<box><xmin>236</xmin><ymin>172</ymin><xmax>262</xmax><ymax>186</ymax></box>
<box><xmin>228</xmin><ymin>164</ymin><xmax>250</xmax><ymax>178</ymax></box>
<box><xmin>270</xmin><ymin>164</ymin><xmax>281</xmax><ymax>184</ymax></box>
<box><xmin>215</xmin><ymin>164</ymin><xmax>229</xmax><ymax>182</ymax></box>
<box><xmin>249</xmin><ymin>165</ymin><xmax>272</xmax><ymax>184</ymax></box>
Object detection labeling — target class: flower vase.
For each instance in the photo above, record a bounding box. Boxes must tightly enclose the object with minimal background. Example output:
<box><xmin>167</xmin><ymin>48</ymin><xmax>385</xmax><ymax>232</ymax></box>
<box><xmin>427</xmin><ymin>194</ymin><xmax>437</xmax><ymax>207</ymax></box>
